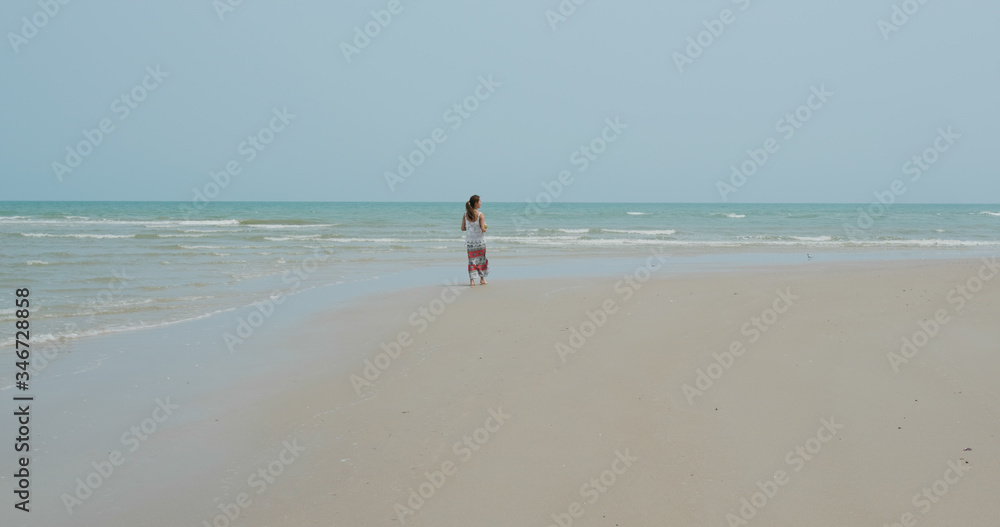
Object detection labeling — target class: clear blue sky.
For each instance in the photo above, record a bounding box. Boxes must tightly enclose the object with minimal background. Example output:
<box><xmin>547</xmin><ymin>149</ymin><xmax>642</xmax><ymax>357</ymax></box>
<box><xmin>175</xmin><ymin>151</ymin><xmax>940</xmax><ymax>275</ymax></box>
<box><xmin>2</xmin><ymin>0</ymin><xmax>997</xmax><ymax>203</ymax></box>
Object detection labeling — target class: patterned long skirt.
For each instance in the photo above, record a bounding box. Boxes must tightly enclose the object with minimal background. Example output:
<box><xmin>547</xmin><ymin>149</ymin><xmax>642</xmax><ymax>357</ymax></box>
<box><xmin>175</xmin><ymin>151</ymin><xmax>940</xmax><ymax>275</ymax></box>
<box><xmin>467</xmin><ymin>240</ymin><xmax>489</xmax><ymax>280</ymax></box>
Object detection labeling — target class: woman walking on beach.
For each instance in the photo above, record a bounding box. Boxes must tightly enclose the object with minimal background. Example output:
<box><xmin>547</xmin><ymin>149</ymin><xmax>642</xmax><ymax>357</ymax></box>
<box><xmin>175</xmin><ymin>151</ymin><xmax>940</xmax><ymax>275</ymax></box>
<box><xmin>462</xmin><ymin>195</ymin><xmax>489</xmax><ymax>286</ymax></box>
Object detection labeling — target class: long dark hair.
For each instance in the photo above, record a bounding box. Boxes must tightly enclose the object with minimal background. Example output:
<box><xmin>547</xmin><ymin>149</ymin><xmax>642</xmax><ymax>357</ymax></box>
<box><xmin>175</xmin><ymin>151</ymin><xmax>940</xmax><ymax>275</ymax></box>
<box><xmin>466</xmin><ymin>195</ymin><xmax>480</xmax><ymax>221</ymax></box>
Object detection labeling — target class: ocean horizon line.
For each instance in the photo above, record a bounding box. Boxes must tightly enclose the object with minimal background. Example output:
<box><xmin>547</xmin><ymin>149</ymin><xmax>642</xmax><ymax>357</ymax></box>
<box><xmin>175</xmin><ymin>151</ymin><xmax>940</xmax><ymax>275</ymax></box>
<box><xmin>2</xmin><ymin>200</ymin><xmax>999</xmax><ymax>205</ymax></box>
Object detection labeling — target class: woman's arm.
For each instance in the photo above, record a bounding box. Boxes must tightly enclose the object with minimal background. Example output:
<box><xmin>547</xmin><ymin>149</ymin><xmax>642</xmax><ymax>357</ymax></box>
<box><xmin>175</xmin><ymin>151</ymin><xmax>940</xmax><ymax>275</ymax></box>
<box><xmin>478</xmin><ymin>212</ymin><xmax>486</xmax><ymax>231</ymax></box>
<box><xmin>461</xmin><ymin>215</ymin><xmax>467</xmax><ymax>231</ymax></box>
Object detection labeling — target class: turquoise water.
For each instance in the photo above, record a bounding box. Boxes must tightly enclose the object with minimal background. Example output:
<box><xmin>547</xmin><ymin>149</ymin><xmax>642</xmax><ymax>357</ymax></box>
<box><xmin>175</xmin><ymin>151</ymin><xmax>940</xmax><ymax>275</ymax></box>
<box><xmin>1</xmin><ymin>201</ymin><xmax>998</xmax><ymax>349</ymax></box>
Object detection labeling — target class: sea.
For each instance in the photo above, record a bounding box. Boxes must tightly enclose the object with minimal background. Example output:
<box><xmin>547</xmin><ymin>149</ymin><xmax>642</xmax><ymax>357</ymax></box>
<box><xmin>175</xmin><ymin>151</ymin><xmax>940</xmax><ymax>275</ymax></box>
<box><xmin>1</xmin><ymin>201</ymin><xmax>998</xmax><ymax>353</ymax></box>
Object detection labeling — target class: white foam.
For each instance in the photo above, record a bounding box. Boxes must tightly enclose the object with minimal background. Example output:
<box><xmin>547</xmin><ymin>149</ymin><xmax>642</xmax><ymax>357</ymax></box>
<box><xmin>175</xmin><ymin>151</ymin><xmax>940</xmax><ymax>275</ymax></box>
<box><xmin>868</xmin><ymin>239</ymin><xmax>1000</xmax><ymax>247</ymax></box>
<box><xmin>0</xmin><ymin>307</ymin><xmax>239</xmax><ymax>352</ymax></box>
<box><xmin>75</xmin><ymin>298</ymin><xmax>156</xmax><ymax>313</ymax></box>
<box><xmin>489</xmin><ymin>236</ymin><xmax>584</xmax><ymax>245</ymax></box>
<box><xmin>327</xmin><ymin>238</ymin><xmax>452</xmax><ymax>243</ymax></box>
<box><xmin>2</xmin><ymin>218</ymin><xmax>240</xmax><ymax>226</ymax></box>
<box><xmin>245</xmin><ymin>223</ymin><xmax>337</xmax><ymax>229</ymax></box>
<box><xmin>604</xmin><ymin>229</ymin><xmax>677</xmax><ymax>235</ymax></box>
<box><xmin>626</xmin><ymin>212</ymin><xmax>650</xmax><ymax>215</ymax></box>
<box><xmin>488</xmin><ymin>235</ymin><xmax>1000</xmax><ymax>249</ymax></box>
<box><xmin>264</xmin><ymin>235</ymin><xmax>323</xmax><ymax>241</ymax></box>
<box><xmin>22</xmin><ymin>233</ymin><xmax>135</xmax><ymax>239</ymax></box>
<box><xmin>790</xmin><ymin>236</ymin><xmax>833</xmax><ymax>242</ymax></box>
<box><xmin>0</xmin><ymin>332</ymin><xmax>59</xmax><ymax>349</ymax></box>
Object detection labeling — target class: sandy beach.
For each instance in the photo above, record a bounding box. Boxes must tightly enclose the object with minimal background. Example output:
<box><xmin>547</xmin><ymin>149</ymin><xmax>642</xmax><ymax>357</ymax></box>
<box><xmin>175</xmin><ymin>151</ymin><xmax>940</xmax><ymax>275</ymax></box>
<box><xmin>6</xmin><ymin>0</ymin><xmax>1000</xmax><ymax>524</ymax></box>
<box><xmin>13</xmin><ymin>256</ymin><xmax>999</xmax><ymax>526</ymax></box>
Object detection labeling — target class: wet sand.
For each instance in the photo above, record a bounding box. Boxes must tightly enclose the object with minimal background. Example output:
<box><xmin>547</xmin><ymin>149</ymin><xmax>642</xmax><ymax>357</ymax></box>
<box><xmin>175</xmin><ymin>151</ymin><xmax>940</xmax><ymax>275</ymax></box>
<box><xmin>8</xmin><ymin>257</ymin><xmax>1000</xmax><ymax>526</ymax></box>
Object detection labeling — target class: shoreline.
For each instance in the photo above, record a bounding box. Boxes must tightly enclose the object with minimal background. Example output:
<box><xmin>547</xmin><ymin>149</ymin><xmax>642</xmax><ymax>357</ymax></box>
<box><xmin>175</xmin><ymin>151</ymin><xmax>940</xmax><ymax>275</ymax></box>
<box><xmin>4</xmin><ymin>200</ymin><xmax>999</xmax><ymax>363</ymax></box>
<box><xmin>3</xmin><ymin>245</ymin><xmax>998</xmax><ymax>361</ymax></box>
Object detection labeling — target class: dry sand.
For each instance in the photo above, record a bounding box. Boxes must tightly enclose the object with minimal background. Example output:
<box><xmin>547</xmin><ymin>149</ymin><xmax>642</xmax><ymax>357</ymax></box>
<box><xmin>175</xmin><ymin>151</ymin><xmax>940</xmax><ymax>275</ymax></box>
<box><xmin>109</xmin><ymin>258</ymin><xmax>1000</xmax><ymax>526</ymax></box>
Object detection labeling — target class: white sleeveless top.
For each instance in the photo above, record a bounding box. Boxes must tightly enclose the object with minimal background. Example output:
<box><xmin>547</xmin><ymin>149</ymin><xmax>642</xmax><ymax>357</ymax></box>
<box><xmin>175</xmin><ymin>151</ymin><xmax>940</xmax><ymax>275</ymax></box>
<box><xmin>466</xmin><ymin>212</ymin><xmax>484</xmax><ymax>243</ymax></box>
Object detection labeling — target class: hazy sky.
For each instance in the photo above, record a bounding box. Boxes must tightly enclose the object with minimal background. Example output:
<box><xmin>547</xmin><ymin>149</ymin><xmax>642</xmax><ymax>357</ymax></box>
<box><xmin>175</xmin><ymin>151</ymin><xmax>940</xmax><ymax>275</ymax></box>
<box><xmin>2</xmin><ymin>0</ymin><xmax>997</xmax><ymax>203</ymax></box>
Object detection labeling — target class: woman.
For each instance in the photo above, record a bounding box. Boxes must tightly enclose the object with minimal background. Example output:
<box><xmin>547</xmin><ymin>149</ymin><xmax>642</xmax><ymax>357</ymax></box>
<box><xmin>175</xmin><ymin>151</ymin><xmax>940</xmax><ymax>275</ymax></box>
<box><xmin>461</xmin><ymin>194</ymin><xmax>489</xmax><ymax>286</ymax></box>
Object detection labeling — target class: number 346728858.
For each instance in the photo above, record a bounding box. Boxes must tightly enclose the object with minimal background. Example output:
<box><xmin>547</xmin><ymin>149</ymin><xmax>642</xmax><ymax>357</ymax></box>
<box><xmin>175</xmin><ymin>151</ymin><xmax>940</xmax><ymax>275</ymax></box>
<box><xmin>14</xmin><ymin>288</ymin><xmax>30</xmax><ymax>382</ymax></box>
